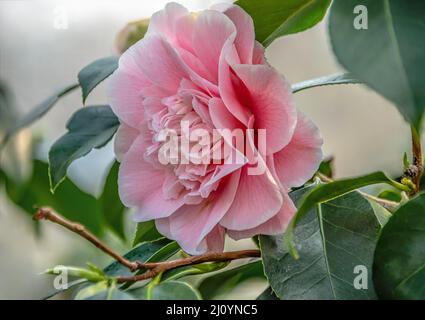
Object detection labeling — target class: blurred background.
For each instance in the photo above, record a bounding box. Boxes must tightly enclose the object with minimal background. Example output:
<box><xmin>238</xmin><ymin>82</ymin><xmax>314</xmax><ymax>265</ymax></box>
<box><xmin>0</xmin><ymin>0</ymin><xmax>410</xmax><ymax>299</ymax></box>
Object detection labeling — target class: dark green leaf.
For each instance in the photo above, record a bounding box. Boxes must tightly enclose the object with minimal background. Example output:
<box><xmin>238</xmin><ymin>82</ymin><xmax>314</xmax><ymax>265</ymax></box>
<box><xmin>292</xmin><ymin>73</ymin><xmax>361</xmax><ymax>94</ymax></box>
<box><xmin>48</xmin><ymin>105</ymin><xmax>119</xmax><ymax>191</ymax></box>
<box><xmin>286</xmin><ymin>172</ymin><xmax>409</xmax><ymax>258</ymax></box>
<box><xmin>256</xmin><ymin>287</ymin><xmax>279</xmax><ymax>300</ymax></box>
<box><xmin>236</xmin><ymin>0</ymin><xmax>331</xmax><ymax>47</ymax></box>
<box><xmin>1</xmin><ymin>83</ymin><xmax>78</xmax><ymax>148</ymax></box>
<box><xmin>104</xmin><ymin>238</ymin><xmax>175</xmax><ymax>277</ymax></box>
<box><xmin>78</xmin><ymin>56</ymin><xmax>118</xmax><ymax>103</ymax></box>
<box><xmin>133</xmin><ymin>220</ymin><xmax>162</xmax><ymax>246</ymax></box>
<box><xmin>317</xmin><ymin>157</ymin><xmax>334</xmax><ymax>178</ymax></box>
<box><xmin>99</xmin><ymin>161</ymin><xmax>126</xmax><ymax>240</ymax></box>
<box><xmin>329</xmin><ymin>0</ymin><xmax>425</xmax><ymax>129</ymax></box>
<box><xmin>251</xmin><ymin>235</ymin><xmax>260</xmax><ymax>248</ymax></box>
<box><xmin>373</xmin><ymin>193</ymin><xmax>425</xmax><ymax>299</ymax></box>
<box><xmin>198</xmin><ymin>261</ymin><xmax>265</xmax><ymax>299</ymax></box>
<box><xmin>118</xmin><ymin>241</ymin><xmax>181</xmax><ymax>290</ymax></box>
<box><xmin>131</xmin><ymin>281</ymin><xmax>201</xmax><ymax>300</ymax></box>
<box><xmin>261</xmin><ymin>187</ymin><xmax>383</xmax><ymax>299</ymax></box>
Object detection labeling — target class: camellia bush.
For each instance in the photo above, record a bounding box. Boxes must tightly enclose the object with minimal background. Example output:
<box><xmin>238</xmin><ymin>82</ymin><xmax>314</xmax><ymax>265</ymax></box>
<box><xmin>1</xmin><ymin>0</ymin><xmax>425</xmax><ymax>300</ymax></box>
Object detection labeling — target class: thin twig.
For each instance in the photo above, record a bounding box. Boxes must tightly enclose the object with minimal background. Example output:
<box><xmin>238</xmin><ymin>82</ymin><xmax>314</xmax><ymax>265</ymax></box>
<box><xmin>34</xmin><ymin>207</ymin><xmax>261</xmax><ymax>284</ymax></box>
<box><xmin>316</xmin><ymin>173</ymin><xmax>399</xmax><ymax>211</ymax></box>
<box><xmin>33</xmin><ymin>207</ymin><xmax>139</xmax><ymax>271</ymax></box>
<box><xmin>117</xmin><ymin>250</ymin><xmax>261</xmax><ymax>283</ymax></box>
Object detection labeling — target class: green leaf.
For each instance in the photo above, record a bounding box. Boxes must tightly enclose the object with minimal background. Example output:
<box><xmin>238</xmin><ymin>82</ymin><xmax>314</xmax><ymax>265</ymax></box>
<box><xmin>74</xmin><ymin>281</ymin><xmax>109</xmax><ymax>300</ymax></box>
<box><xmin>286</xmin><ymin>172</ymin><xmax>410</xmax><ymax>258</ymax></box>
<box><xmin>317</xmin><ymin>157</ymin><xmax>334</xmax><ymax>178</ymax></box>
<box><xmin>236</xmin><ymin>0</ymin><xmax>331</xmax><ymax>47</ymax></box>
<box><xmin>99</xmin><ymin>161</ymin><xmax>126</xmax><ymax>240</ymax></box>
<box><xmin>118</xmin><ymin>241</ymin><xmax>181</xmax><ymax>290</ymax></box>
<box><xmin>131</xmin><ymin>281</ymin><xmax>201</xmax><ymax>300</ymax></box>
<box><xmin>45</xmin><ymin>265</ymin><xmax>105</xmax><ymax>282</ymax></box>
<box><xmin>162</xmin><ymin>262</ymin><xmax>229</xmax><ymax>282</ymax></box>
<box><xmin>104</xmin><ymin>238</ymin><xmax>176</xmax><ymax>277</ymax></box>
<box><xmin>256</xmin><ymin>287</ymin><xmax>279</xmax><ymax>300</ymax></box>
<box><xmin>47</xmin><ymin>239</ymin><xmax>178</xmax><ymax>299</ymax></box>
<box><xmin>78</xmin><ymin>56</ymin><xmax>118</xmax><ymax>103</ymax></box>
<box><xmin>329</xmin><ymin>0</ymin><xmax>425</xmax><ymax>129</ymax></box>
<box><xmin>48</xmin><ymin>105</ymin><xmax>119</xmax><ymax>191</ymax></box>
<box><xmin>76</xmin><ymin>281</ymin><xmax>135</xmax><ymax>300</ymax></box>
<box><xmin>1</xmin><ymin>83</ymin><xmax>78</xmax><ymax>148</ymax></box>
<box><xmin>292</xmin><ymin>73</ymin><xmax>361</xmax><ymax>94</ymax></box>
<box><xmin>133</xmin><ymin>220</ymin><xmax>162</xmax><ymax>246</ymax></box>
<box><xmin>373</xmin><ymin>193</ymin><xmax>425</xmax><ymax>299</ymax></box>
<box><xmin>261</xmin><ymin>186</ymin><xmax>383</xmax><ymax>299</ymax></box>
<box><xmin>198</xmin><ymin>261</ymin><xmax>265</xmax><ymax>299</ymax></box>
<box><xmin>377</xmin><ymin>189</ymin><xmax>402</xmax><ymax>203</ymax></box>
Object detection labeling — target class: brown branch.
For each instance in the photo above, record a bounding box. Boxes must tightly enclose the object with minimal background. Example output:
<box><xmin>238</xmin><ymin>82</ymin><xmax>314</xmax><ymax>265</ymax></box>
<box><xmin>33</xmin><ymin>207</ymin><xmax>139</xmax><ymax>271</ymax></box>
<box><xmin>116</xmin><ymin>250</ymin><xmax>261</xmax><ymax>283</ymax></box>
<box><xmin>34</xmin><ymin>207</ymin><xmax>261</xmax><ymax>284</ymax></box>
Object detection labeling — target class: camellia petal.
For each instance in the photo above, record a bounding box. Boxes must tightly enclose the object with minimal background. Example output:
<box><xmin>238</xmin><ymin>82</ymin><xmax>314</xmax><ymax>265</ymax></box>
<box><xmin>274</xmin><ymin>112</ymin><xmax>323</xmax><ymax>188</ymax></box>
<box><xmin>219</xmin><ymin>165</ymin><xmax>283</xmax><ymax>231</ymax></box>
<box><xmin>109</xmin><ymin>3</ymin><xmax>323</xmax><ymax>254</ymax></box>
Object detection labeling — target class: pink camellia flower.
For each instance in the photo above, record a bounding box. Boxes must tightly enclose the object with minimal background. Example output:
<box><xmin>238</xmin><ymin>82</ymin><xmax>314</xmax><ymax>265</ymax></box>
<box><xmin>109</xmin><ymin>2</ymin><xmax>322</xmax><ymax>254</ymax></box>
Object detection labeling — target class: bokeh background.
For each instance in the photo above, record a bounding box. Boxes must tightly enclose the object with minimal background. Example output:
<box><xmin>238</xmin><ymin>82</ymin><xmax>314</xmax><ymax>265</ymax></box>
<box><xmin>0</xmin><ymin>0</ymin><xmax>410</xmax><ymax>299</ymax></box>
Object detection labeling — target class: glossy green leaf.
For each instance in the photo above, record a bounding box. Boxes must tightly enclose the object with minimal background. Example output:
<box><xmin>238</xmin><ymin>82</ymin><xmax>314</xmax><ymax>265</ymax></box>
<box><xmin>133</xmin><ymin>220</ymin><xmax>162</xmax><ymax>246</ymax></box>
<box><xmin>286</xmin><ymin>172</ymin><xmax>410</xmax><ymax>258</ymax></box>
<box><xmin>198</xmin><ymin>261</ymin><xmax>265</xmax><ymax>299</ymax></box>
<box><xmin>1</xmin><ymin>83</ymin><xmax>79</xmax><ymax>148</ymax></box>
<box><xmin>317</xmin><ymin>157</ymin><xmax>334</xmax><ymax>178</ymax></box>
<box><xmin>261</xmin><ymin>186</ymin><xmax>384</xmax><ymax>299</ymax></box>
<box><xmin>78</xmin><ymin>56</ymin><xmax>118</xmax><ymax>103</ymax></box>
<box><xmin>292</xmin><ymin>73</ymin><xmax>361</xmax><ymax>94</ymax></box>
<box><xmin>118</xmin><ymin>241</ymin><xmax>181</xmax><ymax>290</ymax></box>
<box><xmin>329</xmin><ymin>0</ymin><xmax>425</xmax><ymax>129</ymax></box>
<box><xmin>373</xmin><ymin>193</ymin><xmax>425</xmax><ymax>299</ymax></box>
<box><xmin>104</xmin><ymin>238</ymin><xmax>175</xmax><ymax>277</ymax></box>
<box><xmin>236</xmin><ymin>0</ymin><xmax>331</xmax><ymax>47</ymax></box>
<box><xmin>99</xmin><ymin>161</ymin><xmax>126</xmax><ymax>240</ymax></box>
<box><xmin>131</xmin><ymin>281</ymin><xmax>201</xmax><ymax>300</ymax></box>
<box><xmin>48</xmin><ymin>105</ymin><xmax>119</xmax><ymax>191</ymax></box>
